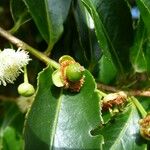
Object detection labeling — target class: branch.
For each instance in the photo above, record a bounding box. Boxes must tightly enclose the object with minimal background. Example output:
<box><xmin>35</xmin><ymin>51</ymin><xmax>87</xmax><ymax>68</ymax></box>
<box><xmin>0</xmin><ymin>26</ymin><xmax>60</xmax><ymax>69</ymax></box>
<box><xmin>128</xmin><ymin>90</ymin><xmax>150</xmax><ymax>97</ymax></box>
<box><xmin>97</xmin><ymin>83</ymin><xmax>118</xmax><ymax>92</ymax></box>
<box><xmin>97</xmin><ymin>83</ymin><xmax>150</xmax><ymax>97</ymax></box>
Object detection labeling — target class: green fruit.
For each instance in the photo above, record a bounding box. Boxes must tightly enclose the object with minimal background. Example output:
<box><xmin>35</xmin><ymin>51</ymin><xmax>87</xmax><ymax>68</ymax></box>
<box><xmin>66</xmin><ymin>63</ymin><xmax>84</xmax><ymax>82</ymax></box>
<box><xmin>18</xmin><ymin>83</ymin><xmax>35</xmax><ymax>97</ymax></box>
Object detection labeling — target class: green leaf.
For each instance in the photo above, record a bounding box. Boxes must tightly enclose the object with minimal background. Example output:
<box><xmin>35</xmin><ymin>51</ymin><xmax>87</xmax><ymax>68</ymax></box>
<box><xmin>81</xmin><ymin>0</ymin><xmax>114</xmax><ymax>65</ymax></box>
<box><xmin>145</xmin><ymin>40</ymin><xmax>150</xmax><ymax>73</ymax></box>
<box><xmin>99</xmin><ymin>104</ymin><xmax>147</xmax><ymax>150</ymax></box>
<box><xmin>23</xmin><ymin>0</ymin><xmax>71</xmax><ymax>47</ymax></box>
<box><xmin>3</xmin><ymin>127</ymin><xmax>23</xmax><ymax>150</ymax></box>
<box><xmin>24</xmin><ymin>66</ymin><xmax>103</xmax><ymax>149</ymax></box>
<box><xmin>130</xmin><ymin>19</ymin><xmax>147</xmax><ymax>73</ymax></box>
<box><xmin>136</xmin><ymin>0</ymin><xmax>150</xmax><ymax>34</ymax></box>
<box><xmin>10</xmin><ymin>0</ymin><xmax>31</xmax><ymax>33</ymax></box>
<box><xmin>0</xmin><ymin>102</ymin><xmax>24</xmax><ymax>150</ymax></box>
<box><xmin>73</xmin><ymin>1</ymin><xmax>101</xmax><ymax>68</ymax></box>
<box><xmin>10</xmin><ymin>0</ymin><xmax>30</xmax><ymax>23</ymax></box>
<box><xmin>95</xmin><ymin>0</ymin><xmax>133</xmax><ymax>70</ymax></box>
<box><xmin>81</xmin><ymin>0</ymin><xmax>133</xmax><ymax>73</ymax></box>
<box><xmin>138</xmin><ymin>97</ymin><xmax>150</xmax><ymax>112</ymax></box>
<box><xmin>97</xmin><ymin>55</ymin><xmax>117</xmax><ymax>84</ymax></box>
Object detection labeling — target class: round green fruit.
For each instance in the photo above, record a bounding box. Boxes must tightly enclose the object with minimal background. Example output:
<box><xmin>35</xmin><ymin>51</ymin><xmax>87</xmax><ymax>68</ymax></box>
<box><xmin>66</xmin><ymin>63</ymin><xmax>84</xmax><ymax>82</ymax></box>
<box><xmin>18</xmin><ymin>83</ymin><xmax>35</xmax><ymax>97</ymax></box>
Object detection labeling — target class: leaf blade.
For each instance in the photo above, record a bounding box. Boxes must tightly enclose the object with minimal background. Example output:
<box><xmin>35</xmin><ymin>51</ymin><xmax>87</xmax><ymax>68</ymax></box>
<box><xmin>130</xmin><ymin>19</ymin><xmax>147</xmax><ymax>73</ymax></box>
<box><xmin>10</xmin><ymin>0</ymin><xmax>31</xmax><ymax>23</ymax></box>
<box><xmin>24</xmin><ymin>67</ymin><xmax>103</xmax><ymax>149</ymax></box>
<box><xmin>23</xmin><ymin>0</ymin><xmax>71</xmax><ymax>47</ymax></box>
<box><xmin>100</xmin><ymin>104</ymin><xmax>147</xmax><ymax>150</ymax></box>
<box><xmin>136</xmin><ymin>0</ymin><xmax>150</xmax><ymax>34</ymax></box>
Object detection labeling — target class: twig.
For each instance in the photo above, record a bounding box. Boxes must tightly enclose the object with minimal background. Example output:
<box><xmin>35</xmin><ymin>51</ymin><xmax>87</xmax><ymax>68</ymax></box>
<box><xmin>0</xmin><ymin>26</ymin><xmax>60</xmax><ymax>69</ymax></box>
<box><xmin>128</xmin><ymin>90</ymin><xmax>150</xmax><ymax>97</ymax></box>
<box><xmin>97</xmin><ymin>83</ymin><xmax>150</xmax><ymax>97</ymax></box>
<box><xmin>97</xmin><ymin>83</ymin><xmax>118</xmax><ymax>92</ymax></box>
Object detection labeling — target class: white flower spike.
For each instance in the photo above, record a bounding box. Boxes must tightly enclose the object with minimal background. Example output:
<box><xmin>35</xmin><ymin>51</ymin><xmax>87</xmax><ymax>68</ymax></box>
<box><xmin>0</xmin><ymin>48</ymin><xmax>31</xmax><ymax>86</ymax></box>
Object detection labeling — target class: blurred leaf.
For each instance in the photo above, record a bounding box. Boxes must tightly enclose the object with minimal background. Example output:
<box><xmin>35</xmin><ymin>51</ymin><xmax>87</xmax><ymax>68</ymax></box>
<box><xmin>145</xmin><ymin>41</ymin><xmax>150</xmax><ymax>73</ymax></box>
<box><xmin>97</xmin><ymin>55</ymin><xmax>117</xmax><ymax>84</ymax></box>
<box><xmin>0</xmin><ymin>102</ymin><xmax>24</xmax><ymax>150</ymax></box>
<box><xmin>99</xmin><ymin>104</ymin><xmax>147</xmax><ymax>150</ymax></box>
<box><xmin>10</xmin><ymin>0</ymin><xmax>30</xmax><ymax>22</ymax></box>
<box><xmin>24</xmin><ymin>66</ymin><xmax>103</xmax><ymax>149</ymax></box>
<box><xmin>130</xmin><ymin>19</ymin><xmax>147</xmax><ymax>73</ymax></box>
<box><xmin>138</xmin><ymin>97</ymin><xmax>150</xmax><ymax>112</ymax></box>
<box><xmin>10</xmin><ymin>0</ymin><xmax>31</xmax><ymax>30</ymax></box>
<box><xmin>23</xmin><ymin>0</ymin><xmax>71</xmax><ymax>48</ymax></box>
<box><xmin>136</xmin><ymin>0</ymin><xmax>150</xmax><ymax>34</ymax></box>
<box><xmin>3</xmin><ymin>127</ymin><xmax>23</xmax><ymax>150</ymax></box>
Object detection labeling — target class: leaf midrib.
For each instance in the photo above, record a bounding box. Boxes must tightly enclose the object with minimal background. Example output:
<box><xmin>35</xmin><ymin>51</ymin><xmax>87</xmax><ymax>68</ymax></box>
<box><xmin>49</xmin><ymin>89</ymin><xmax>63</xmax><ymax>149</ymax></box>
<box><xmin>110</xmin><ymin>105</ymin><xmax>136</xmax><ymax>150</ymax></box>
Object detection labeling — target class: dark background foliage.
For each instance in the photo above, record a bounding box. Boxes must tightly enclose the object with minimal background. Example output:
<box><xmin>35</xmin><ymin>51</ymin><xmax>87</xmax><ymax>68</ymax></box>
<box><xmin>0</xmin><ymin>0</ymin><xmax>150</xmax><ymax>149</ymax></box>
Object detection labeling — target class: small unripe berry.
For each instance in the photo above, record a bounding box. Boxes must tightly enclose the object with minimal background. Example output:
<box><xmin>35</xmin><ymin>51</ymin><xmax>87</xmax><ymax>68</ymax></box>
<box><xmin>18</xmin><ymin>83</ymin><xmax>35</xmax><ymax>97</ymax></box>
<box><xmin>66</xmin><ymin>63</ymin><xmax>84</xmax><ymax>82</ymax></box>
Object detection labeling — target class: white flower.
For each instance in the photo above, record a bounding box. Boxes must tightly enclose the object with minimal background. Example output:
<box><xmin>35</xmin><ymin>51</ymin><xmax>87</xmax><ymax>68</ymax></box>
<box><xmin>0</xmin><ymin>48</ymin><xmax>31</xmax><ymax>86</ymax></box>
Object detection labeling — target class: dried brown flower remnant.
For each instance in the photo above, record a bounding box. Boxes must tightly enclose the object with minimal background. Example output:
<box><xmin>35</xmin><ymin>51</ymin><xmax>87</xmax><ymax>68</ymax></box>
<box><xmin>60</xmin><ymin>59</ymin><xmax>85</xmax><ymax>92</ymax></box>
<box><xmin>139</xmin><ymin>114</ymin><xmax>150</xmax><ymax>140</ymax></box>
<box><xmin>102</xmin><ymin>91</ymin><xmax>127</xmax><ymax>111</ymax></box>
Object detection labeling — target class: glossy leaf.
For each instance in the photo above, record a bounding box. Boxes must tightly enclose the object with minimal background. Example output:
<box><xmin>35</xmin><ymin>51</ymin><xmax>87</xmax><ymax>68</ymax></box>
<box><xmin>24</xmin><ymin>66</ymin><xmax>103</xmax><ymax>149</ymax></box>
<box><xmin>136</xmin><ymin>0</ymin><xmax>150</xmax><ymax>34</ymax></box>
<box><xmin>95</xmin><ymin>0</ymin><xmax>133</xmax><ymax>70</ymax></box>
<box><xmin>23</xmin><ymin>0</ymin><xmax>71</xmax><ymax>47</ymax></box>
<box><xmin>99</xmin><ymin>104</ymin><xmax>147</xmax><ymax>150</ymax></box>
<box><xmin>130</xmin><ymin>19</ymin><xmax>147</xmax><ymax>73</ymax></box>
<box><xmin>81</xmin><ymin>0</ymin><xmax>114</xmax><ymax>66</ymax></box>
<box><xmin>81</xmin><ymin>0</ymin><xmax>133</xmax><ymax>73</ymax></box>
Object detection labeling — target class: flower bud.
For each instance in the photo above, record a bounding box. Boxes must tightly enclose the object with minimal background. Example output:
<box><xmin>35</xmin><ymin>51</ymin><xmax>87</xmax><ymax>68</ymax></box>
<box><xmin>66</xmin><ymin>63</ymin><xmax>84</xmax><ymax>82</ymax></box>
<box><xmin>18</xmin><ymin>83</ymin><xmax>35</xmax><ymax>97</ymax></box>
